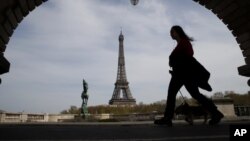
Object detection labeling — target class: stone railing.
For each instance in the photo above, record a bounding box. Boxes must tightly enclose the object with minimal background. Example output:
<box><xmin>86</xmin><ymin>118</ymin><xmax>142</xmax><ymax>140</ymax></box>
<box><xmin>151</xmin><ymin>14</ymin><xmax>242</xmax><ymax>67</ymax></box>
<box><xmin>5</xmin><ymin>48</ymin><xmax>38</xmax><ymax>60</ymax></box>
<box><xmin>234</xmin><ymin>105</ymin><xmax>250</xmax><ymax>116</ymax></box>
<box><xmin>0</xmin><ymin>112</ymin><xmax>77</xmax><ymax>123</ymax></box>
<box><xmin>0</xmin><ymin>112</ymin><xmax>49</xmax><ymax>123</ymax></box>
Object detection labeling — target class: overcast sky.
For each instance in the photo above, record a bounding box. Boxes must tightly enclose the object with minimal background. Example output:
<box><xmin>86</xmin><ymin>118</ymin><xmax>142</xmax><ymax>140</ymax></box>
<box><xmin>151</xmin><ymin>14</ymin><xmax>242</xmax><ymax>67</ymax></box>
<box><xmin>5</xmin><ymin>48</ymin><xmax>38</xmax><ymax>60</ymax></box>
<box><xmin>0</xmin><ymin>0</ymin><xmax>249</xmax><ymax>114</ymax></box>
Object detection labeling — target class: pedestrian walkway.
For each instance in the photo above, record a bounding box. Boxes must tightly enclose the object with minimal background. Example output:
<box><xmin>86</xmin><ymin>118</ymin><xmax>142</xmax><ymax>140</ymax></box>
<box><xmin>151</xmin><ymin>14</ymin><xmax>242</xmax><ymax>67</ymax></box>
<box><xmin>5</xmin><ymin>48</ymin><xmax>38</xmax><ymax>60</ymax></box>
<box><xmin>0</xmin><ymin>119</ymin><xmax>249</xmax><ymax>140</ymax></box>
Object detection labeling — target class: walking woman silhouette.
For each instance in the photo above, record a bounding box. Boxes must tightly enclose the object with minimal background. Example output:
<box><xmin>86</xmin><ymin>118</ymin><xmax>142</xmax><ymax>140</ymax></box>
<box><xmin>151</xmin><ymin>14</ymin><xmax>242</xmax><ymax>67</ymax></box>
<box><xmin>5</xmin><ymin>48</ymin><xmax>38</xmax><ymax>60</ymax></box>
<box><xmin>154</xmin><ymin>25</ymin><xmax>224</xmax><ymax>126</ymax></box>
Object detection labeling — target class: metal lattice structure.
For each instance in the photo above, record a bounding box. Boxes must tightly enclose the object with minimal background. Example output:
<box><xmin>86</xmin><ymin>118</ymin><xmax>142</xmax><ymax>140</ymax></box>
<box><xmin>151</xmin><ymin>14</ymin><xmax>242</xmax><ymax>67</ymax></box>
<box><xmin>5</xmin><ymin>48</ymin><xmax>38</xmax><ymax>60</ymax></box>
<box><xmin>109</xmin><ymin>31</ymin><xmax>136</xmax><ymax>105</ymax></box>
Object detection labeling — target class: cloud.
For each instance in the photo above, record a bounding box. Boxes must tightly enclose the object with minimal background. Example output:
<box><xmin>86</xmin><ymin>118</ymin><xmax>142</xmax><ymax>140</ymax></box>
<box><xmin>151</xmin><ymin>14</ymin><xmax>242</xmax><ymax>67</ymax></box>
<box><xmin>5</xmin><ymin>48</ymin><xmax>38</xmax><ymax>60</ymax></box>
<box><xmin>0</xmin><ymin>0</ymin><xmax>248</xmax><ymax>113</ymax></box>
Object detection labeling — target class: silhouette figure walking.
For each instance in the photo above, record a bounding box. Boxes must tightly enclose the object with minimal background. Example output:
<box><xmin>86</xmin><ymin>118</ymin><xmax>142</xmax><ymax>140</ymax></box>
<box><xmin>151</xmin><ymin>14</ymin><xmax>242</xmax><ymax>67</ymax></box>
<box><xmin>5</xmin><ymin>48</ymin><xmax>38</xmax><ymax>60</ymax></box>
<box><xmin>154</xmin><ymin>25</ymin><xmax>224</xmax><ymax>126</ymax></box>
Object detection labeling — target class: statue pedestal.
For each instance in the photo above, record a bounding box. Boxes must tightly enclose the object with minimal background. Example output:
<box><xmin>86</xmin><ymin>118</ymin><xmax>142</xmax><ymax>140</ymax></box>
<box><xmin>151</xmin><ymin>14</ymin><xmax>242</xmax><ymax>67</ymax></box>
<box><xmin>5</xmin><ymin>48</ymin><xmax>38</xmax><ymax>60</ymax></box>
<box><xmin>74</xmin><ymin>114</ymin><xmax>90</xmax><ymax>122</ymax></box>
<box><xmin>212</xmin><ymin>97</ymin><xmax>237</xmax><ymax>119</ymax></box>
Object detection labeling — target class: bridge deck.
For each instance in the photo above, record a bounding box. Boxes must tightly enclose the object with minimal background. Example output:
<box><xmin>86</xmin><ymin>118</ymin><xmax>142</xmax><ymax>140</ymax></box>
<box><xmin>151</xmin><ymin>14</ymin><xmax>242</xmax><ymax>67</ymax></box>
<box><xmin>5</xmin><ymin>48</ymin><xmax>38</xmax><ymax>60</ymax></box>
<box><xmin>0</xmin><ymin>120</ymin><xmax>249</xmax><ymax>141</ymax></box>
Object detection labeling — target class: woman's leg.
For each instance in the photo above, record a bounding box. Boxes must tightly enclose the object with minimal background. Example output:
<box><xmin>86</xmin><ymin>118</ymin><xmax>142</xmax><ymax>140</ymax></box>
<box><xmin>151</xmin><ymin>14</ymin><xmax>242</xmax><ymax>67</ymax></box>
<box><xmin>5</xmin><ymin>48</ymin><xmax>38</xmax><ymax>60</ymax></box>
<box><xmin>184</xmin><ymin>82</ymin><xmax>223</xmax><ymax>125</ymax></box>
<box><xmin>184</xmin><ymin>83</ymin><xmax>216</xmax><ymax>112</ymax></box>
<box><xmin>164</xmin><ymin>75</ymin><xmax>183</xmax><ymax>119</ymax></box>
<box><xmin>154</xmin><ymin>75</ymin><xmax>183</xmax><ymax>126</ymax></box>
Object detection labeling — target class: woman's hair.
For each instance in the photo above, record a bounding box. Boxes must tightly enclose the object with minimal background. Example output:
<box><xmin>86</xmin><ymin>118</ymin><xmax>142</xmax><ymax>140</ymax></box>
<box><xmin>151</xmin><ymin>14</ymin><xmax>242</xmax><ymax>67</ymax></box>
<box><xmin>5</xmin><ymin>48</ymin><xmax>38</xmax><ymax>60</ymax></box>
<box><xmin>171</xmin><ymin>25</ymin><xmax>194</xmax><ymax>41</ymax></box>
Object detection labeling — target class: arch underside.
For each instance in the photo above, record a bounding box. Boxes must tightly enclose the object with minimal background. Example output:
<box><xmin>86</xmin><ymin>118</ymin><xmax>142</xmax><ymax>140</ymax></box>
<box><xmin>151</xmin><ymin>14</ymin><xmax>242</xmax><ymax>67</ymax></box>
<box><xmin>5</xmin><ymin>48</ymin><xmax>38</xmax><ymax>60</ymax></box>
<box><xmin>0</xmin><ymin>0</ymin><xmax>249</xmax><ymax>86</ymax></box>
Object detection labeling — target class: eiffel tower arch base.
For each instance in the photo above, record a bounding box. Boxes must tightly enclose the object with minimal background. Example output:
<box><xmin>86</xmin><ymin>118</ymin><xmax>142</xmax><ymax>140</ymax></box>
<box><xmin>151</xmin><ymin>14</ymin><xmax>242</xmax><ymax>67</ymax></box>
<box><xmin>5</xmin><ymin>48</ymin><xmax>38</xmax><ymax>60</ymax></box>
<box><xmin>109</xmin><ymin>99</ymin><xmax>136</xmax><ymax>106</ymax></box>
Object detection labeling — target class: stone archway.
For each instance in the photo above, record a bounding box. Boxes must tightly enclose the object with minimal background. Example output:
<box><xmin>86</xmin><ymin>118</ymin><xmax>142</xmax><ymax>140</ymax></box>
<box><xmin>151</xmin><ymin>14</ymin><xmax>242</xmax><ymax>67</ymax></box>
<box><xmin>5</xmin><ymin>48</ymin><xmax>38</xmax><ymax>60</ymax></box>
<box><xmin>193</xmin><ymin>0</ymin><xmax>250</xmax><ymax>86</ymax></box>
<box><xmin>0</xmin><ymin>0</ymin><xmax>47</xmax><ymax>78</ymax></box>
<box><xmin>0</xmin><ymin>0</ymin><xmax>250</xmax><ymax>86</ymax></box>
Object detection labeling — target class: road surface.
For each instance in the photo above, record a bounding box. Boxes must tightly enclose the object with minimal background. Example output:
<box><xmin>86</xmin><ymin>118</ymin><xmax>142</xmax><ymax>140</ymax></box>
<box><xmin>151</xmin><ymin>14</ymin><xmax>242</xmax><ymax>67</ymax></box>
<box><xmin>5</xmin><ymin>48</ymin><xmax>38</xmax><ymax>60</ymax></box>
<box><xmin>0</xmin><ymin>120</ymin><xmax>249</xmax><ymax>140</ymax></box>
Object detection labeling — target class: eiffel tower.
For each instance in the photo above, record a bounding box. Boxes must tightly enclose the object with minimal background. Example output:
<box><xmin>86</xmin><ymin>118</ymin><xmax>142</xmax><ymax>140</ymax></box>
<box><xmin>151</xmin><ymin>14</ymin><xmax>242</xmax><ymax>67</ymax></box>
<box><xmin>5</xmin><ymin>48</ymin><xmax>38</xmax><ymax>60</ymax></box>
<box><xmin>109</xmin><ymin>31</ymin><xmax>136</xmax><ymax>105</ymax></box>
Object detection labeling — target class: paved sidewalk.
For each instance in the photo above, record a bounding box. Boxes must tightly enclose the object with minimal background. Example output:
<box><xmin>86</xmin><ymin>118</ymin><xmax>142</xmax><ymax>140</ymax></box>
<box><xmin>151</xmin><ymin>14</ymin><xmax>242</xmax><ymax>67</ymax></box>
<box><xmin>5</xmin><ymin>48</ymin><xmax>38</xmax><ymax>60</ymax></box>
<box><xmin>0</xmin><ymin>119</ymin><xmax>249</xmax><ymax>140</ymax></box>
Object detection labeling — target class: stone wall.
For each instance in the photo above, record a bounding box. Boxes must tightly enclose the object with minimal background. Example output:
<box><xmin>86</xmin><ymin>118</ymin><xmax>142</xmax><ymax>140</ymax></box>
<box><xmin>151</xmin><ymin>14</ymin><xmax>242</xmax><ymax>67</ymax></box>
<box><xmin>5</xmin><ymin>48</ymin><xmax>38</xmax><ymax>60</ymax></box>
<box><xmin>48</xmin><ymin>114</ymin><xmax>76</xmax><ymax>122</ymax></box>
<box><xmin>213</xmin><ymin>97</ymin><xmax>237</xmax><ymax>119</ymax></box>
